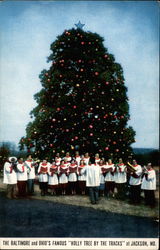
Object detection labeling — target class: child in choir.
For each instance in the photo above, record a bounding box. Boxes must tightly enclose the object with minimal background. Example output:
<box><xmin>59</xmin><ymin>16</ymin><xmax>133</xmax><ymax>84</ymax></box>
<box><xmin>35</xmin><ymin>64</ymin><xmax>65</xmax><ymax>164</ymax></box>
<box><xmin>95</xmin><ymin>153</ymin><xmax>101</xmax><ymax>165</ymax></box>
<box><xmin>38</xmin><ymin>159</ymin><xmax>49</xmax><ymax>196</ymax></box>
<box><xmin>48</xmin><ymin>161</ymin><xmax>59</xmax><ymax>196</ymax></box>
<box><xmin>3</xmin><ymin>156</ymin><xmax>17</xmax><ymax>199</ymax></box>
<box><xmin>74</xmin><ymin>151</ymin><xmax>81</xmax><ymax>166</ymax></box>
<box><xmin>59</xmin><ymin>160</ymin><xmax>69</xmax><ymax>195</ymax></box>
<box><xmin>83</xmin><ymin>152</ymin><xmax>90</xmax><ymax>165</ymax></box>
<box><xmin>25</xmin><ymin>155</ymin><xmax>35</xmax><ymax>195</ymax></box>
<box><xmin>98</xmin><ymin>159</ymin><xmax>105</xmax><ymax>197</ymax></box>
<box><xmin>55</xmin><ymin>153</ymin><xmax>62</xmax><ymax>166</ymax></box>
<box><xmin>78</xmin><ymin>160</ymin><xmax>86</xmax><ymax>195</ymax></box>
<box><xmin>104</xmin><ymin>159</ymin><xmax>115</xmax><ymax>198</ymax></box>
<box><xmin>141</xmin><ymin>163</ymin><xmax>156</xmax><ymax>208</ymax></box>
<box><xmin>128</xmin><ymin>159</ymin><xmax>142</xmax><ymax>204</ymax></box>
<box><xmin>68</xmin><ymin>159</ymin><xmax>78</xmax><ymax>195</ymax></box>
<box><xmin>63</xmin><ymin>152</ymin><xmax>72</xmax><ymax>162</ymax></box>
<box><xmin>114</xmin><ymin>158</ymin><xmax>127</xmax><ymax>200</ymax></box>
<box><xmin>17</xmin><ymin>157</ymin><xmax>28</xmax><ymax>198</ymax></box>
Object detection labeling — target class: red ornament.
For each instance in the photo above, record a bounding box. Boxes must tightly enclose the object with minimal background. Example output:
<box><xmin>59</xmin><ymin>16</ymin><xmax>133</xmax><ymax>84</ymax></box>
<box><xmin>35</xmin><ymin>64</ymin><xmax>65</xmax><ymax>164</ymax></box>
<box><xmin>81</xmin><ymin>41</ymin><xmax>85</xmax><ymax>45</ymax></box>
<box><xmin>104</xmin><ymin>54</ymin><xmax>108</xmax><ymax>58</ymax></box>
<box><xmin>115</xmin><ymin>149</ymin><xmax>119</xmax><ymax>152</ymax></box>
<box><xmin>90</xmin><ymin>133</ymin><xmax>93</xmax><ymax>136</ymax></box>
<box><xmin>113</xmin><ymin>141</ymin><xmax>116</xmax><ymax>145</ymax></box>
<box><xmin>57</xmin><ymin>108</ymin><xmax>61</xmax><ymax>111</ymax></box>
<box><xmin>59</xmin><ymin>75</ymin><xmax>63</xmax><ymax>78</ymax></box>
<box><xmin>89</xmin><ymin>125</ymin><xmax>93</xmax><ymax>129</ymax></box>
<box><xmin>73</xmin><ymin>105</ymin><xmax>77</xmax><ymax>109</ymax></box>
<box><xmin>105</xmin><ymin>147</ymin><xmax>109</xmax><ymax>151</ymax></box>
<box><xmin>105</xmin><ymin>82</ymin><xmax>109</xmax><ymax>85</ymax></box>
<box><xmin>95</xmin><ymin>72</ymin><xmax>99</xmax><ymax>76</ymax></box>
<box><xmin>75</xmin><ymin>136</ymin><xmax>78</xmax><ymax>140</ymax></box>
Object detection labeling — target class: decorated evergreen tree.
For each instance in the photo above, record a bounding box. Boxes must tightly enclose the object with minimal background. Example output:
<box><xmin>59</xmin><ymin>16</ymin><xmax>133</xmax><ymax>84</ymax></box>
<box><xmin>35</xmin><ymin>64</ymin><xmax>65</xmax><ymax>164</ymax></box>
<box><xmin>19</xmin><ymin>22</ymin><xmax>136</xmax><ymax>160</ymax></box>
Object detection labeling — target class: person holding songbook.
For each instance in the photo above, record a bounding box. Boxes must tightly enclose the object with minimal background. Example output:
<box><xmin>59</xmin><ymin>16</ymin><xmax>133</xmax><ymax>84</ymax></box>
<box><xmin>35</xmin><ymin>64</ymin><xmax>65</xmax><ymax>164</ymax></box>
<box><xmin>95</xmin><ymin>153</ymin><xmax>101</xmax><ymax>165</ymax></box>
<box><xmin>17</xmin><ymin>157</ymin><xmax>28</xmax><ymax>197</ymax></box>
<box><xmin>77</xmin><ymin>160</ymin><xmax>86</xmax><ymax>195</ymax></box>
<box><xmin>141</xmin><ymin>163</ymin><xmax>156</xmax><ymax>208</ymax></box>
<box><xmin>74</xmin><ymin>151</ymin><xmax>81</xmax><ymax>166</ymax></box>
<box><xmin>48</xmin><ymin>161</ymin><xmax>59</xmax><ymax>195</ymax></box>
<box><xmin>3</xmin><ymin>156</ymin><xmax>18</xmax><ymax>199</ymax></box>
<box><xmin>128</xmin><ymin>159</ymin><xmax>142</xmax><ymax>204</ymax></box>
<box><xmin>114</xmin><ymin>158</ymin><xmax>127</xmax><ymax>200</ymax></box>
<box><xmin>25</xmin><ymin>155</ymin><xmax>35</xmax><ymax>195</ymax></box>
<box><xmin>104</xmin><ymin>159</ymin><xmax>115</xmax><ymax>198</ymax></box>
<box><xmin>55</xmin><ymin>153</ymin><xmax>62</xmax><ymax>166</ymax></box>
<box><xmin>68</xmin><ymin>159</ymin><xmax>78</xmax><ymax>195</ymax></box>
<box><xmin>63</xmin><ymin>152</ymin><xmax>72</xmax><ymax>163</ymax></box>
<box><xmin>38</xmin><ymin>159</ymin><xmax>49</xmax><ymax>196</ymax></box>
<box><xmin>59</xmin><ymin>160</ymin><xmax>69</xmax><ymax>195</ymax></box>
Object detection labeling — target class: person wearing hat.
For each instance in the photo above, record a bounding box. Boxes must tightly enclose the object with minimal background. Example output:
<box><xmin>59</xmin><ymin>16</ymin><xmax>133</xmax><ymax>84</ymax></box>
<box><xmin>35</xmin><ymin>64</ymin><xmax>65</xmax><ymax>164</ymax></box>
<box><xmin>81</xmin><ymin>157</ymin><xmax>101</xmax><ymax>204</ymax></box>
<box><xmin>141</xmin><ymin>163</ymin><xmax>156</xmax><ymax>208</ymax></box>
<box><xmin>3</xmin><ymin>156</ymin><xmax>18</xmax><ymax>199</ymax></box>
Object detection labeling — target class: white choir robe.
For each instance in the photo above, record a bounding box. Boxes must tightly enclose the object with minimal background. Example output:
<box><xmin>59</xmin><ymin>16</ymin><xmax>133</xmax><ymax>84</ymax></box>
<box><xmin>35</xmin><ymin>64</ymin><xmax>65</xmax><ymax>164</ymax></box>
<box><xmin>83</xmin><ymin>157</ymin><xmax>90</xmax><ymax>166</ymax></box>
<box><xmin>129</xmin><ymin>165</ymin><xmax>142</xmax><ymax>185</ymax></box>
<box><xmin>17</xmin><ymin>163</ymin><xmax>28</xmax><ymax>181</ymax></box>
<box><xmin>68</xmin><ymin>164</ymin><xmax>77</xmax><ymax>182</ymax></box>
<box><xmin>81</xmin><ymin>164</ymin><xmax>101</xmax><ymax>187</ymax></box>
<box><xmin>100</xmin><ymin>166</ymin><xmax>105</xmax><ymax>184</ymax></box>
<box><xmin>75</xmin><ymin>156</ymin><xmax>81</xmax><ymax>166</ymax></box>
<box><xmin>25</xmin><ymin>160</ymin><xmax>35</xmax><ymax>179</ymax></box>
<box><xmin>78</xmin><ymin>166</ymin><xmax>86</xmax><ymax>181</ymax></box>
<box><xmin>59</xmin><ymin>166</ymin><xmax>69</xmax><ymax>184</ymax></box>
<box><xmin>48</xmin><ymin>166</ymin><xmax>59</xmax><ymax>186</ymax></box>
<box><xmin>3</xmin><ymin>162</ymin><xmax>17</xmax><ymax>184</ymax></box>
<box><xmin>141</xmin><ymin>169</ymin><xmax>156</xmax><ymax>190</ymax></box>
<box><xmin>114</xmin><ymin>164</ymin><xmax>127</xmax><ymax>184</ymax></box>
<box><xmin>104</xmin><ymin>164</ymin><xmax>115</xmax><ymax>182</ymax></box>
<box><xmin>38</xmin><ymin>163</ymin><xmax>49</xmax><ymax>182</ymax></box>
<box><xmin>95</xmin><ymin>158</ymin><xmax>101</xmax><ymax>165</ymax></box>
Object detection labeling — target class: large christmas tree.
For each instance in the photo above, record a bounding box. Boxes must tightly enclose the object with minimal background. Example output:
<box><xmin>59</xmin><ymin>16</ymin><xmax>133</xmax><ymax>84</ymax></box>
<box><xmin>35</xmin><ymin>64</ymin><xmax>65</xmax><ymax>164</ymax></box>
<box><xmin>19</xmin><ymin>22</ymin><xmax>136</xmax><ymax>160</ymax></box>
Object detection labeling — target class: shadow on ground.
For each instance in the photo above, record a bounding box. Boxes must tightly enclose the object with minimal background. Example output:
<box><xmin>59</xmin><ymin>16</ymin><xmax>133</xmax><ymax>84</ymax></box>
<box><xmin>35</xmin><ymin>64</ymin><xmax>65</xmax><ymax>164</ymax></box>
<box><xmin>0</xmin><ymin>192</ymin><xmax>158</xmax><ymax>238</ymax></box>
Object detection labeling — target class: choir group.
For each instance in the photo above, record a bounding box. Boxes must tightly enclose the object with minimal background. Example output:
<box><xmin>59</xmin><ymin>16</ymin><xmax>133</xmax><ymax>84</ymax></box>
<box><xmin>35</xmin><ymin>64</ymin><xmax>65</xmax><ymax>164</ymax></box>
<box><xmin>3</xmin><ymin>151</ymin><xmax>156</xmax><ymax>207</ymax></box>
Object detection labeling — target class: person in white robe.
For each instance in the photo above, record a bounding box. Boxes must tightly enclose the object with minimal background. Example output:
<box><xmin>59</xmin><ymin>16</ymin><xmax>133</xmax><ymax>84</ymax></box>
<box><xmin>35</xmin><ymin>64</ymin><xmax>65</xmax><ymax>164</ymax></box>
<box><xmin>128</xmin><ymin>159</ymin><xmax>142</xmax><ymax>204</ymax></box>
<box><xmin>81</xmin><ymin>157</ymin><xmax>101</xmax><ymax>204</ymax></box>
<box><xmin>17</xmin><ymin>157</ymin><xmax>28</xmax><ymax>197</ymax></box>
<box><xmin>3</xmin><ymin>156</ymin><xmax>17</xmax><ymax>199</ymax></box>
<box><xmin>25</xmin><ymin>155</ymin><xmax>35</xmax><ymax>195</ymax></box>
<box><xmin>114</xmin><ymin>158</ymin><xmax>127</xmax><ymax>200</ymax></box>
<box><xmin>48</xmin><ymin>161</ymin><xmax>59</xmax><ymax>195</ymax></box>
<box><xmin>38</xmin><ymin>159</ymin><xmax>49</xmax><ymax>196</ymax></box>
<box><xmin>141</xmin><ymin>163</ymin><xmax>156</xmax><ymax>207</ymax></box>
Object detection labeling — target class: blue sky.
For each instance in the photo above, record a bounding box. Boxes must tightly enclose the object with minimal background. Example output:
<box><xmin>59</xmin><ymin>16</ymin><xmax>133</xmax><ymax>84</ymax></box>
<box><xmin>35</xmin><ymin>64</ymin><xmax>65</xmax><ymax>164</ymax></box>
<box><xmin>0</xmin><ymin>1</ymin><xmax>159</xmax><ymax>149</ymax></box>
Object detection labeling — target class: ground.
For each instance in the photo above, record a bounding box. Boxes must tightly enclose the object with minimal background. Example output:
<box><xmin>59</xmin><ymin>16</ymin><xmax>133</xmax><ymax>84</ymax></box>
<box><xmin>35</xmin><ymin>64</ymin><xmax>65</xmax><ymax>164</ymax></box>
<box><xmin>0</xmin><ymin>178</ymin><xmax>159</xmax><ymax>238</ymax></box>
